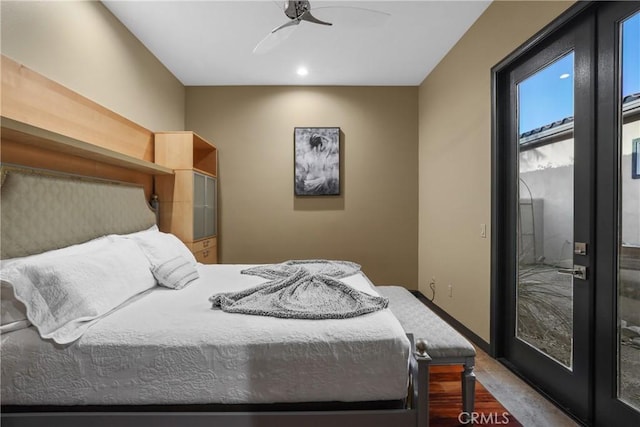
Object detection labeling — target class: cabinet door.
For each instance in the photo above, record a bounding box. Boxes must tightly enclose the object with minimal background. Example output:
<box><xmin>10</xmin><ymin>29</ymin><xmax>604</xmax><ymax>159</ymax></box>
<box><xmin>193</xmin><ymin>172</ymin><xmax>206</xmax><ymax>240</ymax></box>
<box><xmin>204</xmin><ymin>176</ymin><xmax>217</xmax><ymax>237</ymax></box>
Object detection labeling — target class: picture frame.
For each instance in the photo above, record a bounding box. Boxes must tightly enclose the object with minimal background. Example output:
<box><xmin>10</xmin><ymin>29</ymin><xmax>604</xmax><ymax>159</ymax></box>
<box><xmin>633</xmin><ymin>138</ymin><xmax>640</xmax><ymax>179</ymax></box>
<box><xmin>294</xmin><ymin>127</ymin><xmax>340</xmax><ymax>196</ymax></box>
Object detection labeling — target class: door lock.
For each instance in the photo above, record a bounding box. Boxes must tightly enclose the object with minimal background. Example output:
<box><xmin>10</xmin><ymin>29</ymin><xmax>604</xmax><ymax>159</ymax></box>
<box><xmin>557</xmin><ymin>265</ymin><xmax>588</xmax><ymax>280</ymax></box>
<box><xmin>574</xmin><ymin>242</ymin><xmax>587</xmax><ymax>255</ymax></box>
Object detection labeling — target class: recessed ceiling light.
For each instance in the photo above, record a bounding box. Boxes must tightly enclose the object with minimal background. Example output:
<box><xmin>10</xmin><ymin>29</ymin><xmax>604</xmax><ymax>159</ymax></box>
<box><xmin>560</xmin><ymin>73</ymin><xmax>570</xmax><ymax>79</ymax></box>
<box><xmin>297</xmin><ymin>66</ymin><xmax>309</xmax><ymax>76</ymax></box>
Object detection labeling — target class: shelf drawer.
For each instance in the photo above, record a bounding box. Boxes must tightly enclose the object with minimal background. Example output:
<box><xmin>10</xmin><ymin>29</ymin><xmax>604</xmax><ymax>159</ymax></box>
<box><xmin>192</xmin><ymin>237</ymin><xmax>216</xmax><ymax>253</ymax></box>
<box><xmin>194</xmin><ymin>246</ymin><xmax>217</xmax><ymax>264</ymax></box>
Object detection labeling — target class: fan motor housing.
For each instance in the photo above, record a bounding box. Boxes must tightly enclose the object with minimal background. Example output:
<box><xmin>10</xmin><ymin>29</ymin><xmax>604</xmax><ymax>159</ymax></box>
<box><xmin>285</xmin><ymin>1</ymin><xmax>311</xmax><ymax>20</ymax></box>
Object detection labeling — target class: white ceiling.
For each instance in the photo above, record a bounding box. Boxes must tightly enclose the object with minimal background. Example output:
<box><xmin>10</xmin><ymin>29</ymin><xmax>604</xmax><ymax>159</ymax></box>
<box><xmin>102</xmin><ymin>0</ymin><xmax>491</xmax><ymax>86</ymax></box>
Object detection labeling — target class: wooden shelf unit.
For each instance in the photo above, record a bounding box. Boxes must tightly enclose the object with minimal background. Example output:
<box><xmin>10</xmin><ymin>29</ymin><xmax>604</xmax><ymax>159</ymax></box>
<box><xmin>1</xmin><ymin>117</ymin><xmax>174</xmax><ymax>176</ymax></box>
<box><xmin>154</xmin><ymin>132</ymin><xmax>217</xmax><ymax>174</ymax></box>
<box><xmin>154</xmin><ymin>131</ymin><xmax>218</xmax><ymax>264</ymax></box>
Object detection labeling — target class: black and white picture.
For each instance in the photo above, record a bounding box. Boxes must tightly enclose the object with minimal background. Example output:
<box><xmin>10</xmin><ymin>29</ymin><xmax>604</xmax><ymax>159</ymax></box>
<box><xmin>294</xmin><ymin>127</ymin><xmax>340</xmax><ymax>196</ymax></box>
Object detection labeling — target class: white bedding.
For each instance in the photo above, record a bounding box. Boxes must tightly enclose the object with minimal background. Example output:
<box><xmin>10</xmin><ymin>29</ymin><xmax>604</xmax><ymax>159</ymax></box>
<box><xmin>0</xmin><ymin>264</ymin><xmax>410</xmax><ymax>406</ymax></box>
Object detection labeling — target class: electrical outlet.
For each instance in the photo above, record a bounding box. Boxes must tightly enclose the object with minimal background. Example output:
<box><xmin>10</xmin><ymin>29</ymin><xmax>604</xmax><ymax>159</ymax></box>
<box><xmin>427</xmin><ymin>277</ymin><xmax>437</xmax><ymax>302</ymax></box>
<box><xmin>448</xmin><ymin>284</ymin><xmax>453</xmax><ymax>298</ymax></box>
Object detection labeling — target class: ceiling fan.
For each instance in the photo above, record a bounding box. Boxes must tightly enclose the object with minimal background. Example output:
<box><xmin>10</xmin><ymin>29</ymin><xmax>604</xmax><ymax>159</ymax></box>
<box><xmin>253</xmin><ymin>1</ymin><xmax>390</xmax><ymax>54</ymax></box>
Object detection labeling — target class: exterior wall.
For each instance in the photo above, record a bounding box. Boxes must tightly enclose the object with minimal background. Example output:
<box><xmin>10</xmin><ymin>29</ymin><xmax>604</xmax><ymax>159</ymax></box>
<box><xmin>0</xmin><ymin>0</ymin><xmax>184</xmax><ymax>131</ymax></box>
<box><xmin>418</xmin><ymin>0</ymin><xmax>575</xmax><ymax>342</ymax></box>
<box><xmin>622</xmin><ymin>117</ymin><xmax>640</xmax><ymax>246</ymax></box>
<box><xmin>520</xmin><ymin>165</ymin><xmax>574</xmax><ymax>267</ymax></box>
<box><xmin>186</xmin><ymin>86</ymin><xmax>419</xmax><ymax>288</ymax></box>
<box><xmin>520</xmin><ymin>138</ymin><xmax>574</xmax><ymax>268</ymax></box>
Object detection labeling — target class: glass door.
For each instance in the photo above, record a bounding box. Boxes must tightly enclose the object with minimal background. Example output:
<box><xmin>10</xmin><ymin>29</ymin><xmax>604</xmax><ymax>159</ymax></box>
<box><xmin>595</xmin><ymin>3</ymin><xmax>640</xmax><ymax>425</ymax></box>
<box><xmin>501</xmin><ymin>13</ymin><xmax>595</xmax><ymax>423</ymax></box>
<box><xmin>494</xmin><ymin>2</ymin><xmax>640</xmax><ymax>425</ymax></box>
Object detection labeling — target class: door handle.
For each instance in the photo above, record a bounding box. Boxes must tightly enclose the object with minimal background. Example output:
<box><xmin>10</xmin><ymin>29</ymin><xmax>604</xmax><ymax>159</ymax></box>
<box><xmin>557</xmin><ymin>265</ymin><xmax>587</xmax><ymax>280</ymax></box>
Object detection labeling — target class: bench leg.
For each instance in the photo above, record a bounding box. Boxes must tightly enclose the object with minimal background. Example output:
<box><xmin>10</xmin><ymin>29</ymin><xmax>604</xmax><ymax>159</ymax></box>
<box><xmin>461</xmin><ymin>357</ymin><xmax>476</xmax><ymax>414</ymax></box>
<box><xmin>417</xmin><ymin>357</ymin><xmax>430</xmax><ymax>427</ymax></box>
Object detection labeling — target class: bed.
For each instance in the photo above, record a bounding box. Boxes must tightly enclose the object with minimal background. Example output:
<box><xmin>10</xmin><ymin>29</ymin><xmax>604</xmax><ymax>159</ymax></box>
<box><xmin>0</xmin><ymin>165</ymin><xmax>432</xmax><ymax>427</ymax></box>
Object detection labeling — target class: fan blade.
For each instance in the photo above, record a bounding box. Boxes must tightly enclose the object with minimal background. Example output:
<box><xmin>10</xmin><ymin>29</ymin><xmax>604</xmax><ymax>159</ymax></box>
<box><xmin>312</xmin><ymin>6</ymin><xmax>390</xmax><ymax>28</ymax></box>
<box><xmin>299</xmin><ymin>10</ymin><xmax>332</xmax><ymax>26</ymax></box>
<box><xmin>253</xmin><ymin>23</ymin><xmax>298</xmax><ymax>54</ymax></box>
<box><xmin>272</xmin><ymin>18</ymin><xmax>301</xmax><ymax>33</ymax></box>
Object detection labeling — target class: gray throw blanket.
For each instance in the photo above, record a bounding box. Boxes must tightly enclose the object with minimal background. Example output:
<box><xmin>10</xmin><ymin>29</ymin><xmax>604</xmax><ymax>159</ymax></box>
<box><xmin>209</xmin><ymin>260</ymin><xmax>388</xmax><ymax>319</ymax></box>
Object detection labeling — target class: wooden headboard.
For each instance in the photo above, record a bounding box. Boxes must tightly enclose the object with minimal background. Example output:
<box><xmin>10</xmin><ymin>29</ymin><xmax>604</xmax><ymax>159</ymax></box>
<box><xmin>0</xmin><ymin>165</ymin><xmax>157</xmax><ymax>260</ymax></box>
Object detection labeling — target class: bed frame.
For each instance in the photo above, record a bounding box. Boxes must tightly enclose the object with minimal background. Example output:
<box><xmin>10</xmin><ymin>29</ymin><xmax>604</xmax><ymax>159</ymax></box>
<box><xmin>0</xmin><ymin>165</ymin><xmax>433</xmax><ymax>427</ymax></box>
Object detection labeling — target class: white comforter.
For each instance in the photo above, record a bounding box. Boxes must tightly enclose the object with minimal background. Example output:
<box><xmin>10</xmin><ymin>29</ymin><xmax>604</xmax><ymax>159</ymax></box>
<box><xmin>1</xmin><ymin>264</ymin><xmax>410</xmax><ymax>406</ymax></box>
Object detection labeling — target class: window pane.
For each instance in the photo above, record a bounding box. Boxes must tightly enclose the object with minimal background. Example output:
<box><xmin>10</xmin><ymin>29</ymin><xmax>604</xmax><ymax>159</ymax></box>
<box><xmin>618</xmin><ymin>11</ymin><xmax>640</xmax><ymax>411</ymax></box>
<box><xmin>517</xmin><ymin>52</ymin><xmax>575</xmax><ymax>369</ymax></box>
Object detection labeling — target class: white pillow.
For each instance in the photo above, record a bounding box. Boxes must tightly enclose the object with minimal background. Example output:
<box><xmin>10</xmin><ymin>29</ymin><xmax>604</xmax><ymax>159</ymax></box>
<box><xmin>117</xmin><ymin>224</ymin><xmax>159</xmax><ymax>239</ymax></box>
<box><xmin>152</xmin><ymin>256</ymin><xmax>199</xmax><ymax>290</ymax></box>
<box><xmin>0</xmin><ymin>235</ymin><xmax>112</xmax><ymax>269</ymax></box>
<box><xmin>127</xmin><ymin>230</ymin><xmax>197</xmax><ymax>267</ymax></box>
<box><xmin>0</xmin><ymin>235</ymin><xmax>112</xmax><ymax>334</ymax></box>
<box><xmin>0</xmin><ymin>238</ymin><xmax>156</xmax><ymax>344</ymax></box>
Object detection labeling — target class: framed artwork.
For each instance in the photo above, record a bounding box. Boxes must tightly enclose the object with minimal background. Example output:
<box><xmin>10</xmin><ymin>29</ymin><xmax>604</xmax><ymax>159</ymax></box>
<box><xmin>294</xmin><ymin>127</ymin><xmax>340</xmax><ymax>196</ymax></box>
<box><xmin>633</xmin><ymin>138</ymin><xmax>640</xmax><ymax>179</ymax></box>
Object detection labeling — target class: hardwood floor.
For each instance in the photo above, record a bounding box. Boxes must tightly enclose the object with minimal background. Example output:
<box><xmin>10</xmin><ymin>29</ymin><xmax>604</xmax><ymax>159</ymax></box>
<box><xmin>429</xmin><ymin>365</ymin><xmax>522</xmax><ymax>426</ymax></box>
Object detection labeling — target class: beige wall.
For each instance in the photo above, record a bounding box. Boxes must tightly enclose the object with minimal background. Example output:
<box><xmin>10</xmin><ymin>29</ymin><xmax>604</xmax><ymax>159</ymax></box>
<box><xmin>418</xmin><ymin>0</ymin><xmax>574</xmax><ymax>342</ymax></box>
<box><xmin>0</xmin><ymin>0</ymin><xmax>184</xmax><ymax>131</ymax></box>
<box><xmin>187</xmin><ymin>86</ymin><xmax>419</xmax><ymax>288</ymax></box>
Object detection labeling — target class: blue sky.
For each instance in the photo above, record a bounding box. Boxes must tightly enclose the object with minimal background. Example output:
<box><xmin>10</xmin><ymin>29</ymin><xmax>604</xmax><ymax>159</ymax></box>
<box><xmin>519</xmin><ymin>12</ymin><xmax>639</xmax><ymax>134</ymax></box>
<box><xmin>622</xmin><ymin>12</ymin><xmax>640</xmax><ymax>98</ymax></box>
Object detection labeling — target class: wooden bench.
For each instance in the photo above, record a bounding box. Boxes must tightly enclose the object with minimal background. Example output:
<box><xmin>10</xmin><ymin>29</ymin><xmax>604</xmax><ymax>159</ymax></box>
<box><xmin>376</xmin><ymin>286</ymin><xmax>476</xmax><ymax>414</ymax></box>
